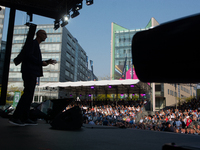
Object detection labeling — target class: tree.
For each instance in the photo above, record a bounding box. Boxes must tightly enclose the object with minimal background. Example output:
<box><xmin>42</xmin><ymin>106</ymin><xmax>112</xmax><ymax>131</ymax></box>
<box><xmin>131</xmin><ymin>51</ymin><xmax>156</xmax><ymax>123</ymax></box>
<box><xmin>184</xmin><ymin>96</ymin><xmax>196</xmax><ymax>103</ymax></box>
<box><xmin>96</xmin><ymin>94</ymin><xmax>112</xmax><ymax>99</ymax></box>
<box><xmin>98</xmin><ymin>74</ymin><xmax>110</xmax><ymax>80</ymax></box>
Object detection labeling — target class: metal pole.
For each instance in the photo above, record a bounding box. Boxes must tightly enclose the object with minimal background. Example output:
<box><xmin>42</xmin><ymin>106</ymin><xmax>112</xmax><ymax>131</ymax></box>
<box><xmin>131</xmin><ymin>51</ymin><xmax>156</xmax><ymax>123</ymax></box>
<box><xmin>0</xmin><ymin>8</ymin><xmax>16</xmax><ymax>105</ymax></box>
<box><xmin>175</xmin><ymin>84</ymin><xmax>177</xmax><ymax>110</ymax></box>
<box><xmin>178</xmin><ymin>83</ymin><xmax>180</xmax><ymax>107</ymax></box>
<box><xmin>38</xmin><ymin>86</ymin><xmax>40</xmax><ymax>102</ymax></box>
<box><xmin>152</xmin><ymin>83</ymin><xmax>155</xmax><ymax>111</ymax></box>
<box><xmin>116</xmin><ymin>87</ymin><xmax>118</xmax><ymax>106</ymax></box>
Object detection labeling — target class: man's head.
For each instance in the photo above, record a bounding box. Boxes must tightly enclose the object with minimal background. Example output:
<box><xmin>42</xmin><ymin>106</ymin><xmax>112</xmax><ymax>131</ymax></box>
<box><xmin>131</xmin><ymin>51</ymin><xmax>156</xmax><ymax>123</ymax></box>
<box><xmin>36</xmin><ymin>30</ymin><xmax>47</xmax><ymax>43</ymax></box>
<box><xmin>166</xmin><ymin>122</ymin><xmax>171</xmax><ymax>127</ymax></box>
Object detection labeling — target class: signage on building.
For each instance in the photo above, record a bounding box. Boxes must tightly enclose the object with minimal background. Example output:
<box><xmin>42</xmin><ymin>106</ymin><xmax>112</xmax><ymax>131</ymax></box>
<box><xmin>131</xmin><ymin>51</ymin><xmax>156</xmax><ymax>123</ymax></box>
<box><xmin>13</xmin><ymin>91</ymin><xmax>21</xmax><ymax>108</ymax></box>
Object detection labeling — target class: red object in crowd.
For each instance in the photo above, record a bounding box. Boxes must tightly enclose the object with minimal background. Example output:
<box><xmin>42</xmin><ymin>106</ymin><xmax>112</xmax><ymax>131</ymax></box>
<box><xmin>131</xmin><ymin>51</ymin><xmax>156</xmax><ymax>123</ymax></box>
<box><xmin>186</xmin><ymin>118</ymin><xmax>192</xmax><ymax>127</ymax></box>
<box><xmin>166</xmin><ymin>117</ymin><xmax>168</xmax><ymax>122</ymax></box>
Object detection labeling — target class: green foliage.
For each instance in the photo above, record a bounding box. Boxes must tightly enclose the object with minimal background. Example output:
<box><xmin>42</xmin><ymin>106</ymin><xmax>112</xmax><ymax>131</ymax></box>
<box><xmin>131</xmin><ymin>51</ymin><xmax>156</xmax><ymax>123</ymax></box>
<box><xmin>96</xmin><ymin>94</ymin><xmax>112</xmax><ymax>99</ymax></box>
<box><xmin>98</xmin><ymin>74</ymin><xmax>110</xmax><ymax>80</ymax></box>
<box><xmin>132</xmin><ymin>94</ymin><xmax>139</xmax><ymax>99</ymax></box>
<box><xmin>184</xmin><ymin>96</ymin><xmax>196</xmax><ymax>103</ymax></box>
<box><xmin>197</xmin><ymin>89</ymin><xmax>200</xmax><ymax>98</ymax></box>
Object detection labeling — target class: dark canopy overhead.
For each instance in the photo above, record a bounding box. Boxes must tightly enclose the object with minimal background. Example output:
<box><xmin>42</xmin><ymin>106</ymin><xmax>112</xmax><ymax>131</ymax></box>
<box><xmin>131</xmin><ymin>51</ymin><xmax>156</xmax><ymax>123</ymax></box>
<box><xmin>0</xmin><ymin>0</ymin><xmax>83</xmax><ymax>20</ymax></box>
<box><xmin>0</xmin><ymin>0</ymin><xmax>93</xmax><ymax>105</ymax></box>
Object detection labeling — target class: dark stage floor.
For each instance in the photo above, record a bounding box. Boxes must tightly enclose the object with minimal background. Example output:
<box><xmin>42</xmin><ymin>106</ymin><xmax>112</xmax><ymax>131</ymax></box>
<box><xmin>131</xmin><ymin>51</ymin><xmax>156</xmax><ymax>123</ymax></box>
<box><xmin>0</xmin><ymin>117</ymin><xmax>200</xmax><ymax>150</ymax></box>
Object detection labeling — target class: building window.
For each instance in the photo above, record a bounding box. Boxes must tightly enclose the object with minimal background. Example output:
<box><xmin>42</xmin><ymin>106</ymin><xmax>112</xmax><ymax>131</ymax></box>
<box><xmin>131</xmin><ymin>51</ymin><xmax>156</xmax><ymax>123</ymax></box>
<box><xmin>71</xmin><ymin>65</ymin><xmax>74</xmax><ymax>71</ymax></box>
<box><xmin>72</xmin><ymin>48</ymin><xmax>75</xmax><ymax>54</ymax></box>
<box><xmin>65</xmin><ymin>70</ymin><xmax>69</xmax><ymax>77</ymax></box>
<box><xmin>71</xmin><ymin>56</ymin><xmax>74</xmax><ymax>62</ymax></box>
<box><xmin>175</xmin><ymin>92</ymin><xmax>177</xmax><ymax>97</ymax></box>
<box><xmin>155</xmin><ymin>85</ymin><xmax>161</xmax><ymax>91</ymax></box>
<box><xmin>66</xmin><ymin>52</ymin><xmax>70</xmax><ymax>59</ymax></box>
<box><xmin>67</xmin><ymin>43</ymin><xmax>71</xmax><ymax>50</ymax></box>
<box><xmin>66</xmin><ymin>61</ymin><xmax>70</xmax><ymax>67</ymax></box>
<box><xmin>71</xmin><ymin>73</ymin><xmax>74</xmax><ymax>79</ymax></box>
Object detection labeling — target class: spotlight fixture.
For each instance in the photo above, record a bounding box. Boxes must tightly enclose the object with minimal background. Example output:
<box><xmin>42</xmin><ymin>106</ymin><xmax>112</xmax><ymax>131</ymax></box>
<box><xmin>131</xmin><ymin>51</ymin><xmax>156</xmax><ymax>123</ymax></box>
<box><xmin>89</xmin><ymin>94</ymin><xmax>91</xmax><ymax>97</ymax></box>
<box><xmin>75</xmin><ymin>2</ymin><xmax>82</xmax><ymax>10</ymax></box>
<box><xmin>60</xmin><ymin>15</ymin><xmax>69</xmax><ymax>27</ymax></box>
<box><xmin>61</xmin><ymin>20</ymin><xmax>68</xmax><ymax>27</ymax></box>
<box><xmin>54</xmin><ymin>20</ymin><xmax>60</xmax><ymax>30</ymax></box>
<box><xmin>71</xmin><ymin>10</ymin><xmax>80</xmax><ymax>18</ymax></box>
<box><xmin>91</xmin><ymin>86</ymin><xmax>94</xmax><ymax>89</ymax></box>
<box><xmin>108</xmin><ymin>85</ymin><xmax>112</xmax><ymax>88</ymax></box>
<box><xmin>63</xmin><ymin>15</ymin><xmax>70</xmax><ymax>21</ymax></box>
<box><xmin>130</xmin><ymin>85</ymin><xmax>134</xmax><ymax>87</ymax></box>
<box><xmin>86</xmin><ymin>0</ymin><xmax>93</xmax><ymax>5</ymax></box>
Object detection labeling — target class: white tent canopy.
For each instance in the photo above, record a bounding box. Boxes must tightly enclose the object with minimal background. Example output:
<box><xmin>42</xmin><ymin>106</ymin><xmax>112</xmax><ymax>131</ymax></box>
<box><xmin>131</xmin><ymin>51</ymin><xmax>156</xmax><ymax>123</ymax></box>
<box><xmin>38</xmin><ymin>79</ymin><xmax>151</xmax><ymax>95</ymax></box>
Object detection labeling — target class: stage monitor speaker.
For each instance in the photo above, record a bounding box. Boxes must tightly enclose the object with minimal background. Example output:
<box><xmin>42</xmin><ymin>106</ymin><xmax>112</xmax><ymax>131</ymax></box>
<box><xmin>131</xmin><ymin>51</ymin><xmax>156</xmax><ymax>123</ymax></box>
<box><xmin>49</xmin><ymin>98</ymin><xmax>74</xmax><ymax>120</ymax></box>
<box><xmin>132</xmin><ymin>13</ymin><xmax>200</xmax><ymax>83</ymax></box>
<box><xmin>162</xmin><ymin>143</ymin><xmax>200</xmax><ymax>150</ymax></box>
<box><xmin>50</xmin><ymin>106</ymin><xmax>83</xmax><ymax>130</ymax></box>
<box><xmin>30</xmin><ymin>98</ymin><xmax>74</xmax><ymax>122</ymax></box>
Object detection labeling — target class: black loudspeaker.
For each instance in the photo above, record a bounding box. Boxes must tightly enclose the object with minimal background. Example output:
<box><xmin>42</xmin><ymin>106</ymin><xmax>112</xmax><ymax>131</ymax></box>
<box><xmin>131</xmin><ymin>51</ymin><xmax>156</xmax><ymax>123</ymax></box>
<box><xmin>50</xmin><ymin>106</ymin><xmax>83</xmax><ymax>130</ymax></box>
<box><xmin>132</xmin><ymin>13</ymin><xmax>200</xmax><ymax>83</ymax></box>
<box><xmin>162</xmin><ymin>143</ymin><xmax>200</xmax><ymax>150</ymax></box>
<box><xmin>49</xmin><ymin>98</ymin><xmax>74</xmax><ymax>120</ymax></box>
<box><xmin>29</xmin><ymin>98</ymin><xmax>74</xmax><ymax>122</ymax></box>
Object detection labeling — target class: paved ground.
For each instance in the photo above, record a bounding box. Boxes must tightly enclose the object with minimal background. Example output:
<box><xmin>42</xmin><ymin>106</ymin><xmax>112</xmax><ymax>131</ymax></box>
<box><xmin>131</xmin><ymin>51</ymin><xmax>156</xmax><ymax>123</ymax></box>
<box><xmin>0</xmin><ymin>117</ymin><xmax>200</xmax><ymax>150</ymax></box>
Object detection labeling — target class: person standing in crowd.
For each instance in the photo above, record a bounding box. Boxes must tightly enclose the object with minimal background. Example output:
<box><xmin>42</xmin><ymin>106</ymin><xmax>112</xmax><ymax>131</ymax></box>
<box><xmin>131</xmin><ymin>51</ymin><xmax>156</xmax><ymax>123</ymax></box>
<box><xmin>164</xmin><ymin>122</ymin><xmax>174</xmax><ymax>132</ymax></box>
<box><xmin>9</xmin><ymin>30</ymin><xmax>56</xmax><ymax>126</ymax></box>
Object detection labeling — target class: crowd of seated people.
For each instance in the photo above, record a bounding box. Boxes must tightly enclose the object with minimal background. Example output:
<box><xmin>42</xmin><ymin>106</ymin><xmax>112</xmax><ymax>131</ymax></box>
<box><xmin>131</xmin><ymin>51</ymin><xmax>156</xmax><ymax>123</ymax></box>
<box><xmin>66</xmin><ymin>98</ymin><xmax>200</xmax><ymax>135</ymax></box>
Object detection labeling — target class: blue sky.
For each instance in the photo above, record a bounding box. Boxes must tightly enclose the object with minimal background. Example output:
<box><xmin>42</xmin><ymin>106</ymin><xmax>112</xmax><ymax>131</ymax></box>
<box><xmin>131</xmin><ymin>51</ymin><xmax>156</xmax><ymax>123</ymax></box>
<box><xmin>2</xmin><ymin>0</ymin><xmax>200</xmax><ymax>78</ymax></box>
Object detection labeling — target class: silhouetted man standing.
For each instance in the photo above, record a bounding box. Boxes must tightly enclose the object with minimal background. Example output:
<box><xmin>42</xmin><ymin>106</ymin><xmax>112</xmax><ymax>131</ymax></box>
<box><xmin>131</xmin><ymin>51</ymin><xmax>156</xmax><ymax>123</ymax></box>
<box><xmin>9</xmin><ymin>29</ymin><xmax>56</xmax><ymax>126</ymax></box>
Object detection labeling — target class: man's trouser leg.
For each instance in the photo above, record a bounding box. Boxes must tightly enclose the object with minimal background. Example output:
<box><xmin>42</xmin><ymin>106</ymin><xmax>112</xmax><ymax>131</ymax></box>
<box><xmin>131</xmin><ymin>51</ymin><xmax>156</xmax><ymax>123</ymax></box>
<box><xmin>13</xmin><ymin>73</ymin><xmax>37</xmax><ymax>121</ymax></box>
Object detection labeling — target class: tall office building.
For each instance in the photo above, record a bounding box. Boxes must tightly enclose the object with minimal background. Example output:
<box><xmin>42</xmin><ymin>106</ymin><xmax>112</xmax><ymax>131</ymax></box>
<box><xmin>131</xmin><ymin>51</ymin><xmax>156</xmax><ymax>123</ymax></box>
<box><xmin>8</xmin><ymin>24</ymin><xmax>97</xmax><ymax>100</ymax></box>
<box><xmin>110</xmin><ymin>18</ymin><xmax>159</xmax><ymax>80</ymax></box>
<box><xmin>0</xmin><ymin>6</ymin><xmax>5</xmax><ymax>48</ymax></box>
<box><xmin>110</xmin><ymin>18</ymin><xmax>197</xmax><ymax>110</ymax></box>
<box><xmin>0</xmin><ymin>6</ymin><xmax>6</xmax><ymax>85</ymax></box>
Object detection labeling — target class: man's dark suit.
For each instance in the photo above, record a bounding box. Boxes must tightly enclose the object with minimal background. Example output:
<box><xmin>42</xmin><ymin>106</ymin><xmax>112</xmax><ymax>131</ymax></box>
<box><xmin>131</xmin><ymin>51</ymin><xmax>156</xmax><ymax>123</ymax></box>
<box><xmin>13</xmin><ymin>39</ymin><xmax>43</xmax><ymax>121</ymax></box>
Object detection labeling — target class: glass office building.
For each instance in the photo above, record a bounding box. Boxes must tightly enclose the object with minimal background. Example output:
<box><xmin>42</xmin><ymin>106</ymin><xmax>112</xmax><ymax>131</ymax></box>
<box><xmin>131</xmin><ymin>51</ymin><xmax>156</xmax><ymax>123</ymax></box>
<box><xmin>110</xmin><ymin>18</ymin><xmax>197</xmax><ymax>110</ymax></box>
<box><xmin>110</xmin><ymin>17</ymin><xmax>159</xmax><ymax>80</ymax></box>
<box><xmin>0</xmin><ymin>6</ymin><xmax>5</xmax><ymax>48</ymax></box>
<box><xmin>9</xmin><ymin>24</ymin><xmax>96</xmax><ymax>100</ymax></box>
<box><xmin>0</xmin><ymin>6</ymin><xmax>6</xmax><ymax>85</ymax></box>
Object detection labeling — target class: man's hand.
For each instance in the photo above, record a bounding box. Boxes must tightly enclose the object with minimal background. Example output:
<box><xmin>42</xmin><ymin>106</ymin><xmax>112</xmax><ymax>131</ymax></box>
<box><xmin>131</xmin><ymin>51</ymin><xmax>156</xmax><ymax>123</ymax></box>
<box><xmin>47</xmin><ymin>59</ymin><xmax>57</xmax><ymax>65</ymax></box>
<box><xmin>43</xmin><ymin>59</ymin><xmax>57</xmax><ymax>66</ymax></box>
